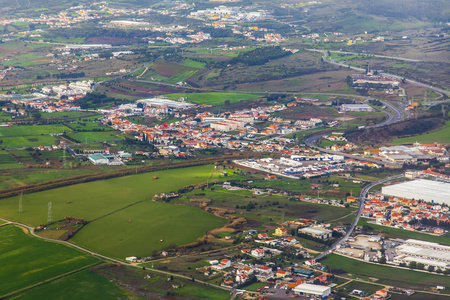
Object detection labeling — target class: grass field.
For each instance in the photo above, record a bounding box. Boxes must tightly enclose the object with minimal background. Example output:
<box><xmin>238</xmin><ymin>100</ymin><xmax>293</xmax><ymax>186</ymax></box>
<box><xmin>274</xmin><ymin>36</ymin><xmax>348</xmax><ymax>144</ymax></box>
<box><xmin>66</xmin><ymin>130</ymin><xmax>125</xmax><ymax>143</ymax></box>
<box><xmin>11</xmin><ymin>269</ymin><xmax>135</xmax><ymax>300</ymax></box>
<box><xmin>0</xmin><ymin>135</ymin><xmax>59</xmax><ymax>148</ymax></box>
<box><xmin>358</xmin><ymin>218</ymin><xmax>450</xmax><ymax>245</ymax></box>
<box><xmin>0</xmin><ymin>124</ymin><xmax>71</xmax><ymax>137</ymax></box>
<box><xmin>0</xmin><ymin>225</ymin><xmax>99</xmax><ymax>297</ymax></box>
<box><xmin>392</xmin><ymin>121</ymin><xmax>450</xmax><ymax>145</ymax></box>
<box><xmin>164</xmin><ymin>92</ymin><xmax>260</xmax><ymax>106</ymax></box>
<box><xmin>72</xmin><ymin>200</ymin><xmax>227</xmax><ymax>258</ymax></box>
<box><xmin>320</xmin><ymin>254</ymin><xmax>450</xmax><ymax>290</ymax></box>
<box><xmin>0</xmin><ymin>165</ymin><xmax>217</xmax><ymax>226</ymax></box>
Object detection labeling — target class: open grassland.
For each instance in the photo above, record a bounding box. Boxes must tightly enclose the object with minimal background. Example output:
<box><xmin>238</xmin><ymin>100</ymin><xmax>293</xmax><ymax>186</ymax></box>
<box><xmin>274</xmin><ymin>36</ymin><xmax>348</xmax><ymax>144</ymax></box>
<box><xmin>66</xmin><ymin>130</ymin><xmax>125</xmax><ymax>143</ymax></box>
<box><xmin>340</xmin><ymin>280</ymin><xmax>383</xmax><ymax>295</ymax></box>
<box><xmin>358</xmin><ymin>218</ymin><xmax>450</xmax><ymax>245</ymax></box>
<box><xmin>0</xmin><ymin>165</ymin><xmax>216</xmax><ymax>226</ymax></box>
<box><xmin>10</xmin><ymin>269</ymin><xmax>135</xmax><ymax>300</ymax></box>
<box><xmin>0</xmin><ymin>135</ymin><xmax>59</xmax><ymax>148</ymax></box>
<box><xmin>71</xmin><ymin>200</ymin><xmax>227</xmax><ymax>259</ymax></box>
<box><xmin>164</xmin><ymin>92</ymin><xmax>260</xmax><ymax>106</ymax></box>
<box><xmin>320</xmin><ymin>254</ymin><xmax>450</xmax><ymax>291</ymax></box>
<box><xmin>0</xmin><ymin>124</ymin><xmax>71</xmax><ymax>137</ymax></box>
<box><xmin>392</xmin><ymin>121</ymin><xmax>450</xmax><ymax>145</ymax></box>
<box><xmin>0</xmin><ymin>225</ymin><xmax>99</xmax><ymax>297</ymax></box>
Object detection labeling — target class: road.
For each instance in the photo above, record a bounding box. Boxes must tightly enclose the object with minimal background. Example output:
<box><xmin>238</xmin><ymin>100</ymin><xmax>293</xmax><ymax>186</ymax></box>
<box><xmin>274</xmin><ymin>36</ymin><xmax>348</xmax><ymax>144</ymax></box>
<box><xmin>310</xmin><ymin>49</ymin><xmax>450</xmax><ymax>97</ymax></box>
<box><xmin>0</xmin><ymin>218</ymin><xmax>232</xmax><ymax>294</ymax></box>
<box><xmin>314</xmin><ymin>174</ymin><xmax>403</xmax><ymax>260</ymax></box>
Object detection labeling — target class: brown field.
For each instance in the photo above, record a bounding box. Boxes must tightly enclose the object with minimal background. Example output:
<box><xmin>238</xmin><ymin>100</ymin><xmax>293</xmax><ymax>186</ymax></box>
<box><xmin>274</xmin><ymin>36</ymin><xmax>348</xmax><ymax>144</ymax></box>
<box><xmin>31</xmin><ymin>58</ymin><xmax>52</xmax><ymax>63</ymax></box>
<box><xmin>152</xmin><ymin>62</ymin><xmax>199</xmax><ymax>78</ymax></box>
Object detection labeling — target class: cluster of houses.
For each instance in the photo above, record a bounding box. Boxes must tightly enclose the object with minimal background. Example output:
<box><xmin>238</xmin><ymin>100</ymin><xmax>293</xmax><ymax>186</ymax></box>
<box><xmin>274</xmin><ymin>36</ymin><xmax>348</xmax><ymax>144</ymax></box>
<box><xmin>362</xmin><ymin>193</ymin><xmax>449</xmax><ymax>233</ymax></box>
<box><xmin>366</xmin><ymin>143</ymin><xmax>449</xmax><ymax>163</ymax></box>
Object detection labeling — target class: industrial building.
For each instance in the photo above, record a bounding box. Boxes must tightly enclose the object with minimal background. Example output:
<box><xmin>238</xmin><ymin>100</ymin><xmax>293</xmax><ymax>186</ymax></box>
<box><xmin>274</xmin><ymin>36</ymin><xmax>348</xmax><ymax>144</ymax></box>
<box><xmin>298</xmin><ymin>227</ymin><xmax>332</xmax><ymax>240</ymax></box>
<box><xmin>340</xmin><ymin>103</ymin><xmax>374</xmax><ymax>112</ymax></box>
<box><xmin>394</xmin><ymin>239</ymin><xmax>450</xmax><ymax>270</ymax></box>
<box><xmin>136</xmin><ymin>98</ymin><xmax>194</xmax><ymax>110</ymax></box>
<box><xmin>381</xmin><ymin>179</ymin><xmax>450</xmax><ymax>205</ymax></box>
<box><xmin>293</xmin><ymin>283</ymin><xmax>331</xmax><ymax>298</ymax></box>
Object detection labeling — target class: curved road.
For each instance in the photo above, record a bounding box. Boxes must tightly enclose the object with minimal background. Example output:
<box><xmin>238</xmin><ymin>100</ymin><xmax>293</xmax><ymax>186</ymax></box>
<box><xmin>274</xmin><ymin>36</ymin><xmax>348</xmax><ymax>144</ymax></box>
<box><xmin>0</xmin><ymin>218</ymin><xmax>231</xmax><ymax>293</ymax></box>
<box><xmin>315</xmin><ymin>174</ymin><xmax>403</xmax><ymax>260</ymax></box>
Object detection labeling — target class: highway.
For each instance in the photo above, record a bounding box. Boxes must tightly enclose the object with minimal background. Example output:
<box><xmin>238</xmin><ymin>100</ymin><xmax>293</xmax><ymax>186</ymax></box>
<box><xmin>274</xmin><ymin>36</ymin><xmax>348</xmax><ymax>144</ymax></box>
<box><xmin>309</xmin><ymin>49</ymin><xmax>450</xmax><ymax>97</ymax></box>
<box><xmin>314</xmin><ymin>174</ymin><xmax>403</xmax><ymax>260</ymax></box>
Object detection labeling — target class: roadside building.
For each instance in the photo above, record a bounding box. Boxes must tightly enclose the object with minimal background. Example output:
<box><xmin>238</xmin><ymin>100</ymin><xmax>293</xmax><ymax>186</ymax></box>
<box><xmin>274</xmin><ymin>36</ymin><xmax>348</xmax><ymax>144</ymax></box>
<box><xmin>298</xmin><ymin>227</ymin><xmax>332</xmax><ymax>240</ymax></box>
<box><xmin>293</xmin><ymin>283</ymin><xmax>331</xmax><ymax>298</ymax></box>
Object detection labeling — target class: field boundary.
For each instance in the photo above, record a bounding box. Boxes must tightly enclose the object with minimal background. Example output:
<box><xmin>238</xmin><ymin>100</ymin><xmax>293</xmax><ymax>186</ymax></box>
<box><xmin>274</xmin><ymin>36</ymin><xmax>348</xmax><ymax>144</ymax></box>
<box><xmin>0</xmin><ymin>261</ymin><xmax>103</xmax><ymax>300</ymax></box>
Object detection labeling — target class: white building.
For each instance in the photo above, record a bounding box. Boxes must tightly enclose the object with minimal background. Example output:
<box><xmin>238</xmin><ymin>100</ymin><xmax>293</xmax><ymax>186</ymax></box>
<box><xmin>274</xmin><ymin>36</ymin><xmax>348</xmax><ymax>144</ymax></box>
<box><xmin>340</xmin><ymin>103</ymin><xmax>373</xmax><ymax>112</ymax></box>
<box><xmin>298</xmin><ymin>227</ymin><xmax>332</xmax><ymax>240</ymax></box>
<box><xmin>293</xmin><ymin>283</ymin><xmax>331</xmax><ymax>298</ymax></box>
<box><xmin>382</xmin><ymin>179</ymin><xmax>450</xmax><ymax>205</ymax></box>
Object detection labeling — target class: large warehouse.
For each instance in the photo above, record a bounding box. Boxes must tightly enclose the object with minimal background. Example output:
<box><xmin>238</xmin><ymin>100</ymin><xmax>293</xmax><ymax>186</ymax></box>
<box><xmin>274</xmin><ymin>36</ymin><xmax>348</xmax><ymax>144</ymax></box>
<box><xmin>381</xmin><ymin>179</ymin><xmax>450</xmax><ymax>204</ymax></box>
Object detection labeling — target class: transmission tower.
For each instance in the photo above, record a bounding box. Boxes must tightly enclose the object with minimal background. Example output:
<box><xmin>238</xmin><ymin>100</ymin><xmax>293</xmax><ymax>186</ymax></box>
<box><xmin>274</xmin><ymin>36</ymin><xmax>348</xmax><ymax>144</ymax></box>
<box><xmin>47</xmin><ymin>201</ymin><xmax>52</xmax><ymax>224</ymax></box>
<box><xmin>18</xmin><ymin>193</ymin><xmax>23</xmax><ymax>213</ymax></box>
<box><xmin>63</xmin><ymin>145</ymin><xmax>67</xmax><ymax>168</ymax></box>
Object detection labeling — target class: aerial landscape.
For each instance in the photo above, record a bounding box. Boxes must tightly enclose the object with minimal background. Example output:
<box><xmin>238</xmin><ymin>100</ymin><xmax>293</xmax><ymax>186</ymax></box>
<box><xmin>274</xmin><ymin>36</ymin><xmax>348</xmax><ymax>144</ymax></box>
<box><xmin>0</xmin><ymin>0</ymin><xmax>449</xmax><ymax>299</ymax></box>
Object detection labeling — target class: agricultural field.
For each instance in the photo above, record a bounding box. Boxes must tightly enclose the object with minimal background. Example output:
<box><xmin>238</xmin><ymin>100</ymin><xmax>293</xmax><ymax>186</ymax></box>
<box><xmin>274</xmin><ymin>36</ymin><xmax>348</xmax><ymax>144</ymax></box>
<box><xmin>71</xmin><ymin>200</ymin><xmax>227</xmax><ymax>259</ymax></box>
<box><xmin>392</xmin><ymin>120</ymin><xmax>450</xmax><ymax>145</ymax></box>
<box><xmin>0</xmin><ymin>124</ymin><xmax>71</xmax><ymax>137</ymax></box>
<box><xmin>339</xmin><ymin>280</ymin><xmax>383</xmax><ymax>296</ymax></box>
<box><xmin>11</xmin><ymin>269</ymin><xmax>136</xmax><ymax>300</ymax></box>
<box><xmin>0</xmin><ymin>135</ymin><xmax>60</xmax><ymax>148</ymax></box>
<box><xmin>0</xmin><ymin>165</ymin><xmax>218</xmax><ymax>226</ymax></box>
<box><xmin>0</xmin><ymin>150</ymin><xmax>23</xmax><ymax>169</ymax></box>
<box><xmin>66</xmin><ymin>130</ymin><xmax>125</xmax><ymax>143</ymax></box>
<box><xmin>0</xmin><ymin>225</ymin><xmax>99</xmax><ymax>297</ymax></box>
<box><xmin>320</xmin><ymin>254</ymin><xmax>450</xmax><ymax>291</ymax></box>
<box><xmin>142</xmin><ymin>61</ymin><xmax>204</xmax><ymax>84</ymax></box>
<box><xmin>164</xmin><ymin>92</ymin><xmax>260</xmax><ymax>106</ymax></box>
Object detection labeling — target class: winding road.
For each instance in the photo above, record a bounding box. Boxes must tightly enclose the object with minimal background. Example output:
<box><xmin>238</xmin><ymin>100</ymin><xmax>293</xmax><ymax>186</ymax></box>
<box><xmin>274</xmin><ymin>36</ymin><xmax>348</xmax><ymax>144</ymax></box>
<box><xmin>314</xmin><ymin>174</ymin><xmax>403</xmax><ymax>260</ymax></box>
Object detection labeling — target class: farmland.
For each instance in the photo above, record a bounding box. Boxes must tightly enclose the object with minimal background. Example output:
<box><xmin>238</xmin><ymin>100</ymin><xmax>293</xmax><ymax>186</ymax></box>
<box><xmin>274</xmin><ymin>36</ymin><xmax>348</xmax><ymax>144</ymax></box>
<box><xmin>10</xmin><ymin>269</ymin><xmax>136</xmax><ymax>300</ymax></box>
<box><xmin>66</xmin><ymin>130</ymin><xmax>125</xmax><ymax>143</ymax></box>
<box><xmin>164</xmin><ymin>92</ymin><xmax>260</xmax><ymax>106</ymax></box>
<box><xmin>72</xmin><ymin>200</ymin><xmax>227</xmax><ymax>258</ymax></box>
<box><xmin>0</xmin><ymin>165</ymin><xmax>218</xmax><ymax>226</ymax></box>
<box><xmin>320</xmin><ymin>254</ymin><xmax>450</xmax><ymax>291</ymax></box>
<box><xmin>0</xmin><ymin>225</ymin><xmax>99</xmax><ymax>297</ymax></box>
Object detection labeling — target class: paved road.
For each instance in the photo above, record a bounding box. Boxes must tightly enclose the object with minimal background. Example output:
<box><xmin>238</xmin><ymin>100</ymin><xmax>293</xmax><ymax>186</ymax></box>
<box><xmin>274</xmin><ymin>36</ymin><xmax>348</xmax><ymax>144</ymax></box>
<box><xmin>0</xmin><ymin>218</ymin><xmax>231</xmax><ymax>293</ymax></box>
<box><xmin>314</xmin><ymin>174</ymin><xmax>403</xmax><ymax>260</ymax></box>
<box><xmin>310</xmin><ymin>49</ymin><xmax>450</xmax><ymax>97</ymax></box>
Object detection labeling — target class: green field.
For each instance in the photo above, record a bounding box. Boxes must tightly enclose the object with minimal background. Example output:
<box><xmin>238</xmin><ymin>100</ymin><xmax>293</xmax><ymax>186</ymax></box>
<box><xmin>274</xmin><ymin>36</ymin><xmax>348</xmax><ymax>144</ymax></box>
<box><xmin>72</xmin><ymin>200</ymin><xmax>227</xmax><ymax>259</ymax></box>
<box><xmin>340</xmin><ymin>280</ymin><xmax>383</xmax><ymax>295</ymax></box>
<box><xmin>0</xmin><ymin>225</ymin><xmax>99</xmax><ymax>297</ymax></box>
<box><xmin>392</xmin><ymin>121</ymin><xmax>450</xmax><ymax>145</ymax></box>
<box><xmin>320</xmin><ymin>254</ymin><xmax>450</xmax><ymax>290</ymax></box>
<box><xmin>0</xmin><ymin>124</ymin><xmax>71</xmax><ymax>137</ymax></box>
<box><xmin>0</xmin><ymin>135</ymin><xmax>59</xmax><ymax>148</ymax></box>
<box><xmin>0</xmin><ymin>150</ymin><xmax>22</xmax><ymax>169</ymax></box>
<box><xmin>10</xmin><ymin>269</ymin><xmax>135</xmax><ymax>300</ymax></box>
<box><xmin>164</xmin><ymin>92</ymin><xmax>260</xmax><ymax>106</ymax></box>
<box><xmin>66</xmin><ymin>130</ymin><xmax>125</xmax><ymax>143</ymax></box>
<box><xmin>0</xmin><ymin>165</ymin><xmax>217</xmax><ymax>226</ymax></box>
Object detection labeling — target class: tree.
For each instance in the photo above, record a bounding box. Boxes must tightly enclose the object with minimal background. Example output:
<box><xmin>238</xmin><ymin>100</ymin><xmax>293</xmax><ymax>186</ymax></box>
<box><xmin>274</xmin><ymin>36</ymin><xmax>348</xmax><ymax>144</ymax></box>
<box><xmin>427</xmin><ymin>265</ymin><xmax>435</xmax><ymax>272</ymax></box>
<box><xmin>32</xmin><ymin>111</ymin><xmax>41</xmax><ymax>120</ymax></box>
<box><xmin>378</xmin><ymin>256</ymin><xmax>386</xmax><ymax>264</ymax></box>
<box><xmin>416</xmin><ymin>263</ymin><xmax>425</xmax><ymax>270</ymax></box>
<box><xmin>408</xmin><ymin>261</ymin><xmax>416</xmax><ymax>269</ymax></box>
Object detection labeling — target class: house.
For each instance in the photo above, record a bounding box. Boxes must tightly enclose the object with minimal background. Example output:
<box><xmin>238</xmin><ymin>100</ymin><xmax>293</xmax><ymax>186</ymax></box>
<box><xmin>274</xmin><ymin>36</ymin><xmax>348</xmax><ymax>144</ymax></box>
<box><xmin>375</xmin><ymin>289</ymin><xmax>388</xmax><ymax>299</ymax></box>
<box><xmin>274</xmin><ymin>227</ymin><xmax>288</xmax><ymax>236</ymax></box>
<box><xmin>212</xmin><ymin>259</ymin><xmax>231</xmax><ymax>270</ymax></box>
<box><xmin>347</xmin><ymin>196</ymin><xmax>356</xmax><ymax>203</ymax></box>
<box><xmin>251</xmin><ymin>248</ymin><xmax>265</xmax><ymax>258</ymax></box>
<box><xmin>276</xmin><ymin>270</ymin><xmax>288</xmax><ymax>278</ymax></box>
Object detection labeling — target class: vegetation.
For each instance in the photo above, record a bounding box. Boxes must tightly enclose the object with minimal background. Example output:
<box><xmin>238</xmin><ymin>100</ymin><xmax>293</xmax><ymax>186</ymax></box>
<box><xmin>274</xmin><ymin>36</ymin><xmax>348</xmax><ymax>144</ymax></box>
<box><xmin>164</xmin><ymin>92</ymin><xmax>260</xmax><ymax>106</ymax></box>
<box><xmin>0</xmin><ymin>225</ymin><xmax>99</xmax><ymax>297</ymax></box>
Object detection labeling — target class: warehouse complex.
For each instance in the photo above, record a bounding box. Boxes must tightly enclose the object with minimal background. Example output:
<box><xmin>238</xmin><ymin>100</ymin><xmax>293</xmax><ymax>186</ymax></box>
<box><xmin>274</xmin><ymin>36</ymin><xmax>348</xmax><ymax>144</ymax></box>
<box><xmin>381</xmin><ymin>179</ymin><xmax>450</xmax><ymax>205</ymax></box>
<box><xmin>394</xmin><ymin>239</ymin><xmax>450</xmax><ymax>271</ymax></box>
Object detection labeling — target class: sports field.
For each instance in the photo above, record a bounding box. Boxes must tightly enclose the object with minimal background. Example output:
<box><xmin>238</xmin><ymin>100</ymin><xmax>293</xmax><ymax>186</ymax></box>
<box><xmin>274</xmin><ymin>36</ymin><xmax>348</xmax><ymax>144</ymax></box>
<box><xmin>0</xmin><ymin>165</ymin><xmax>217</xmax><ymax>226</ymax></box>
<box><xmin>320</xmin><ymin>254</ymin><xmax>450</xmax><ymax>290</ymax></box>
<box><xmin>10</xmin><ymin>270</ymin><xmax>134</xmax><ymax>300</ymax></box>
<box><xmin>164</xmin><ymin>92</ymin><xmax>260</xmax><ymax>105</ymax></box>
<box><xmin>72</xmin><ymin>200</ymin><xmax>227</xmax><ymax>258</ymax></box>
<box><xmin>0</xmin><ymin>225</ymin><xmax>99</xmax><ymax>297</ymax></box>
